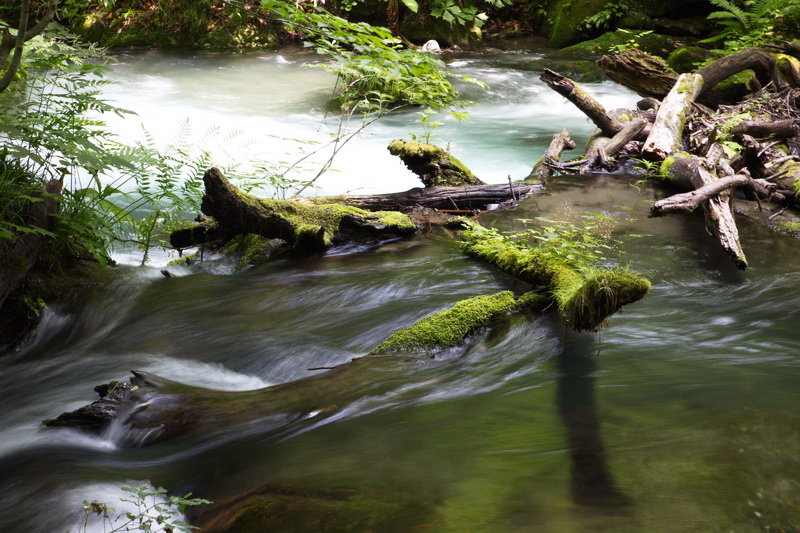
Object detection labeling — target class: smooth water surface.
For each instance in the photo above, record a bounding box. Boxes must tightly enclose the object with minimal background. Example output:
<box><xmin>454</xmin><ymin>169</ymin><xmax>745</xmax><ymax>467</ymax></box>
<box><xmin>2</xmin><ymin>43</ymin><xmax>800</xmax><ymax>532</ymax></box>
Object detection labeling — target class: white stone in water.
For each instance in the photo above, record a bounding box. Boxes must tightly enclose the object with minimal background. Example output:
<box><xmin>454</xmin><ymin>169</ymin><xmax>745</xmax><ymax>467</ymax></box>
<box><xmin>422</xmin><ymin>40</ymin><xmax>441</xmax><ymax>54</ymax></box>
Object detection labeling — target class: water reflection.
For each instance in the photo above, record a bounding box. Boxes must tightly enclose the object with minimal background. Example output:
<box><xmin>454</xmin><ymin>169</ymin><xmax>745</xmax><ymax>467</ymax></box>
<box><xmin>556</xmin><ymin>336</ymin><xmax>630</xmax><ymax>509</ymax></box>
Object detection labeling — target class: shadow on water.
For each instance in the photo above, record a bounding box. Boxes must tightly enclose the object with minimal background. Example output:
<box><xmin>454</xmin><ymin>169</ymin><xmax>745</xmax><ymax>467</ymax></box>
<box><xmin>556</xmin><ymin>335</ymin><xmax>631</xmax><ymax>511</ymax></box>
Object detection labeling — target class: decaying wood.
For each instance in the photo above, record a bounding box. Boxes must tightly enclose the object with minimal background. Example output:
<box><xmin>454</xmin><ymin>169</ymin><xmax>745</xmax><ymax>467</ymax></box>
<box><xmin>387</xmin><ymin>139</ymin><xmax>485</xmax><ymax>188</ymax></box>
<box><xmin>530</xmin><ymin>128</ymin><xmax>576</xmax><ymax>178</ymax></box>
<box><xmin>324</xmin><ymin>182</ymin><xmax>543</xmax><ymax>212</ymax></box>
<box><xmin>200</xmin><ymin>168</ymin><xmax>417</xmax><ymax>251</ymax></box>
<box><xmin>0</xmin><ymin>178</ymin><xmax>62</xmax><ymax>310</ymax></box>
<box><xmin>650</xmin><ymin>173</ymin><xmax>751</xmax><ymax>216</ymax></box>
<box><xmin>540</xmin><ymin>68</ymin><xmax>625</xmax><ymax>137</ymax></box>
<box><xmin>642</xmin><ymin>73</ymin><xmax>704</xmax><ymax>161</ymax></box>
<box><xmin>657</xmin><ymin>148</ymin><xmax>747</xmax><ymax>269</ymax></box>
<box><xmin>731</xmin><ymin>119</ymin><xmax>800</xmax><ymax>139</ymax></box>
<box><xmin>695</xmin><ymin>48</ymin><xmax>786</xmax><ymax>96</ymax></box>
<box><xmin>585</xmin><ymin>118</ymin><xmax>647</xmax><ymax>170</ymax></box>
<box><xmin>597</xmin><ymin>49</ymin><xmax>679</xmax><ymax>99</ymax></box>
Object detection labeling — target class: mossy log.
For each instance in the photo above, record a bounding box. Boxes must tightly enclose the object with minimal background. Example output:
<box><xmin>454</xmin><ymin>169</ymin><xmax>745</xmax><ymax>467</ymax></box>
<box><xmin>642</xmin><ymin>73</ymin><xmax>703</xmax><ymax>161</ymax></box>
<box><xmin>461</xmin><ymin>223</ymin><xmax>650</xmax><ymax>331</ymax></box>
<box><xmin>169</xmin><ymin>218</ymin><xmax>236</xmax><ymax>250</ymax></box>
<box><xmin>44</xmin><ymin>288</ymin><xmax>553</xmax><ymax>444</ymax></box>
<box><xmin>739</xmin><ymin>135</ymin><xmax>799</xmax><ymax>200</ymax></box>
<box><xmin>530</xmin><ymin>128</ymin><xmax>577</xmax><ymax>179</ymax></box>
<box><xmin>695</xmin><ymin>48</ymin><xmax>786</xmax><ymax>97</ymax></box>
<box><xmin>199</xmin><ymin>168</ymin><xmax>417</xmax><ymax>251</ymax></box>
<box><xmin>370</xmin><ymin>290</ymin><xmax>549</xmax><ymax>354</ymax></box>
<box><xmin>387</xmin><ymin>139</ymin><xmax>484</xmax><ymax>188</ymax></box>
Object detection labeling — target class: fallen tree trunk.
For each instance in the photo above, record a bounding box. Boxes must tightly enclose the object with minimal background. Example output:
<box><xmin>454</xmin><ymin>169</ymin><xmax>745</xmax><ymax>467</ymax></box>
<box><xmin>650</xmin><ymin>173</ymin><xmax>751</xmax><ymax>216</ymax></box>
<box><xmin>695</xmin><ymin>48</ymin><xmax>786</xmax><ymax>97</ymax></box>
<box><xmin>597</xmin><ymin>49</ymin><xmax>679</xmax><ymax>99</ymax></box>
<box><xmin>315</xmin><ymin>182</ymin><xmax>542</xmax><ymax>212</ymax></box>
<box><xmin>540</xmin><ymin>68</ymin><xmax>625</xmax><ymax>137</ymax></box>
<box><xmin>642</xmin><ymin>73</ymin><xmax>704</xmax><ymax>160</ymax></box>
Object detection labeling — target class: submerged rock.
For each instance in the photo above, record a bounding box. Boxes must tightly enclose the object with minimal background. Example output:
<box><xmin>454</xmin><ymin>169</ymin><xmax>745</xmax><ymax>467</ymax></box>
<box><xmin>195</xmin><ymin>484</ymin><xmax>435</xmax><ymax>533</ymax></box>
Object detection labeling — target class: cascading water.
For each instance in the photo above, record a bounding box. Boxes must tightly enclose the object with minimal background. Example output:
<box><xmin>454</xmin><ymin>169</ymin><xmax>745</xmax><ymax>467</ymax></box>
<box><xmin>2</xmin><ymin>40</ymin><xmax>800</xmax><ymax>532</ymax></box>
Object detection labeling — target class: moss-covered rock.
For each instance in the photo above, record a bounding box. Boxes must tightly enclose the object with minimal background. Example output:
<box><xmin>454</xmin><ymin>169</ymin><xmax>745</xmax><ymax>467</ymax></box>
<box><xmin>553</xmin><ymin>30</ymin><xmax>675</xmax><ymax>60</ymax></box>
<box><xmin>544</xmin><ymin>0</ymin><xmax>611</xmax><ymax>47</ymax></box>
<box><xmin>197</xmin><ymin>485</ymin><xmax>435</xmax><ymax>533</ymax></box>
<box><xmin>667</xmin><ymin>46</ymin><xmax>713</xmax><ymax>73</ymax></box>
<box><xmin>369</xmin><ymin>290</ymin><xmax>549</xmax><ymax>354</ymax></box>
<box><xmin>461</xmin><ymin>223</ymin><xmax>650</xmax><ymax>331</ymax></box>
<box><xmin>388</xmin><ymin>139</ymin><xmax>483</xmax><ymax>188</ymax></box>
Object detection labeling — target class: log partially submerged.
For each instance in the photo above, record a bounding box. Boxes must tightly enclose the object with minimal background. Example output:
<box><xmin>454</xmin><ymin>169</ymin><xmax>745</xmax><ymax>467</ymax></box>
<box><xmin>530</xmin><ymin>128</ymin><xmax>577</xmax><ymax>178</ymax></box>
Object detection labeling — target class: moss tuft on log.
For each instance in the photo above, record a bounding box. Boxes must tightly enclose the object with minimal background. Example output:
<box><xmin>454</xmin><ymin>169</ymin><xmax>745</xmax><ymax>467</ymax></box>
<box><xmin>461</xmin><ymin>223</ymin><xmax>650</xmax><ymax>331</ymax></box>
<box><xmin>387</xmin><ymin>139</ymin><xmax>484</xmax><ymax>187</ymax></box>
<box><xmin>369</xmin><ymin>290</ymin><xmax>549</xmax><ymax>355</ymax></box>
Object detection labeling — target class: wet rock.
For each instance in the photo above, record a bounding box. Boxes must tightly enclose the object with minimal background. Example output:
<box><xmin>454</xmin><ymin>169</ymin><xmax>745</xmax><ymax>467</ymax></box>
<box><xmin>43</xmin><ymin>381</ymin><xmax>131</xmax><ymax>433</ymax></box>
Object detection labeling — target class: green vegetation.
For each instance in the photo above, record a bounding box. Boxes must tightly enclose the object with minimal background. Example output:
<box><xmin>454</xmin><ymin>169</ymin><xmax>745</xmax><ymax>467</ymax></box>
<box><xmin>78</xmin><ymin>484</ymin><xmax>210</xmax><ymax>532</ymax></box>
<box><xmin>370</xmin><ymin>290</ymin><xmax>548</xmax><ymax>354</ymax></box>
<box><xmin>461</xmin><ymin>219</ymin><xmax>650</xmax><ymax>331</ymax></box>
<box><xmin>703</xmin><ymin>0</ymin><xmax>800</xmax><ymax>51</ymax></box>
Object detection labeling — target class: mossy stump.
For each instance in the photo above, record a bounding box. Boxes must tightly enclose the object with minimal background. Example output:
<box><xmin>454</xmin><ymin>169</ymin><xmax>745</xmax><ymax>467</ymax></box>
<box><xmin>388</xmin><ymin>139</ymin><xmax>484</xmax><ymax>188</ymax></box>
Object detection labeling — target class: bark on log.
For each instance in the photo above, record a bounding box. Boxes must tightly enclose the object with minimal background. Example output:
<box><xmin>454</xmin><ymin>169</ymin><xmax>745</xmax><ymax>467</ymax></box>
<box><xmin>731</xmin><ymin>120</ymin><xmax>800</xmax><ymax>139</ymax></box>
<box><xmin>320</xmin><ymin>182</ymin><xmax>542</xmax><ymax>212</ymax></box>
<box><xmin>586</xmin><ymin>118</ymin><xmax>647</xmax><ymax>170</ymax></box>
<box><xmin>200</xmin><ymin>168</ymin><xmax>418</xmax><ymax>251</ymax></box>
<box><xmin>530</xmin><ymin>128</ymin><xmax>576</xmax><ymax>179</ymax></box>
<box><xmin>658</xmin><ymin>149</ymin><xmax>748</xmax><ymax>269</ymax></box>
<box><xmin>0</xmin><ymin>177</ymin><xmax>62</xmax><ymax>310</ymax></box>
<box><xmin>650</xmin><ymin>173</ymin><xmax>751</xmax><ymax>216</ymax></box>
<box><xmin>169</xmin><ymin>219</ymin><xmax>236</xmax><ymax>250</ymax></box>
<box><xmin>642</xmin><ymin>73</ymin><xmax>704</xmax><ymax>161</ymax></box>
<box><xmin>387</xmin><ymin>139</ymin><xmax>484</xmax><ymax>187</ymax></box>
<box><xmin>540</xmin><ymin>68</ymin><xmax>625</xmax><ymax>137</ymax></box>
<box><xmin>597</xmin><ymin>49</ymin><xmax>679</xmax><ymax>99</ymax></box>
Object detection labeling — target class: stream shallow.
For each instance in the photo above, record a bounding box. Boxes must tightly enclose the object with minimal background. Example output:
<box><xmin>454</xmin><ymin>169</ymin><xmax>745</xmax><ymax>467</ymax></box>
<box><xmin>2</xmin><ymin>40</ymin><xmax>800</xmax><ymax>532</ymax></box>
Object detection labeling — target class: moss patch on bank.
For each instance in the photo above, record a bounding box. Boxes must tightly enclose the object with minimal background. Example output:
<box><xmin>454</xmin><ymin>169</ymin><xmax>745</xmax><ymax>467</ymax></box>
<box><xmin>369</xmin><ymin>290</ymin><xmax>549</xmax><ymax>355</ymax></box>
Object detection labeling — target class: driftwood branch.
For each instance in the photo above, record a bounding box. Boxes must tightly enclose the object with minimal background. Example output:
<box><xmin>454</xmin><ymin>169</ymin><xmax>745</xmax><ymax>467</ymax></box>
<box><xmin>530</xmin><ymin>128</ymin><xmax>576</xmax><ymax>178</ymax></box>
<box><xmin>540</xmin><ymin>68</ymin><xmax>625</xmax><ymax>137</ymax></box>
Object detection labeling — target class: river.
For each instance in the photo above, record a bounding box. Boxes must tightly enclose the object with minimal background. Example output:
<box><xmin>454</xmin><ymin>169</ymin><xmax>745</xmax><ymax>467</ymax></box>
<box><xmin>1</xmin><ymin>40</ymin><xmax>800</xmax><ymax>532</ymax></box>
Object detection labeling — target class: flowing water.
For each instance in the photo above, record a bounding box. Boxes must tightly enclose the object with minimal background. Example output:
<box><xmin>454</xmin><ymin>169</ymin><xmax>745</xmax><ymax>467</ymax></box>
<box><xmin>2</xmin><ymin>40</ymin><xmax>800</xmax><ymax>532</ymax></box>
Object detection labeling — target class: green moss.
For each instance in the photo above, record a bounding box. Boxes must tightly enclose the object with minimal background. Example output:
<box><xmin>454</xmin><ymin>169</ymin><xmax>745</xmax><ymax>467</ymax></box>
<box><xmin>387</xmin><ymin>139</ymin><xmax>481</xmax><ymax>188</ymax></box>
<box><xmin>774</xmin><ymin>221</ymin><xmax>800</xmax><ymax>236</ymax></box>
<box><xmin>167</xmin><ymin>252</ymin><xmax>197</xmax><ymax>266</ymax></box>
<box><xmin>461</xmin><ymin>223</ymin><xmax>650</xmax><ymax>331</ymax></box>
<box><xmin>553</xmin><ymin>30</ymin><xmax>675</xmax><ymax>59</ymax></box>
<box><xmin>369</xmin><ymin>291</ymin><xmax>549</xmax><ymax>355</ymax></box>
<box><xmin>545</xmin><ymin>0</ymin><xmax>611</xmax><ymax>46</ymax></box>
<box><xmin>667</xmin><ymin>46</ymin><xmax>712</xmax><ymax>73</ymax></box>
